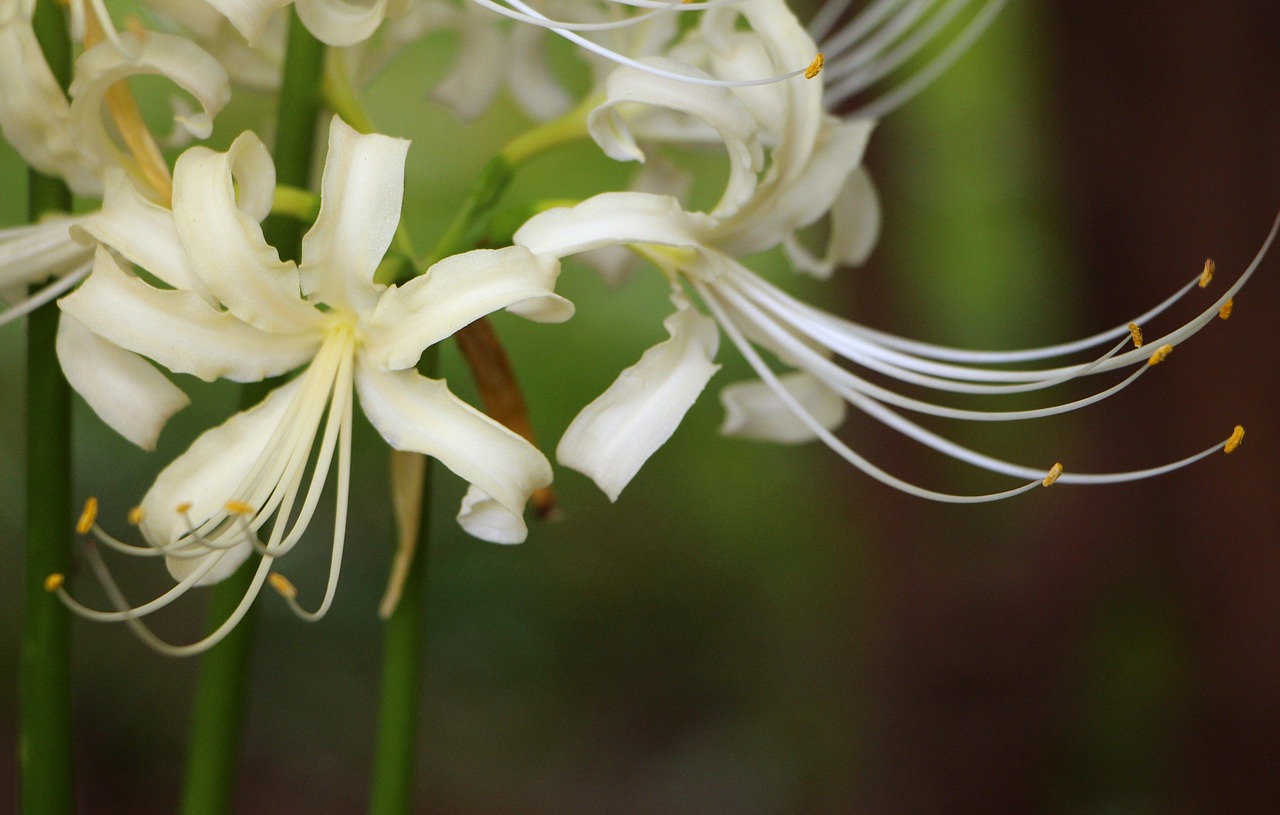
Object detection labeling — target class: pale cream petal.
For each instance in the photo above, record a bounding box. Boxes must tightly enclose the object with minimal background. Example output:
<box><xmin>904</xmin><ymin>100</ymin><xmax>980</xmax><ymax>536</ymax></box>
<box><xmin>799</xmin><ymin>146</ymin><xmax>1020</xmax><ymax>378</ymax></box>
<box><xmin>718</xmin><ymin>117</ymin><xmax>873</xmax><ymax>257</ymax></box>
<box><xmin>200</xmin><ymin>0</ymin><xmax>292</xmax><ymax>46</ymax></box>
<box><xmin>69</xmin><ymin>30</ymin><xmax>231</xmax><ymax>177</ymax></box>
<box><xmin>295</xmin><ymin>0</ymin><xmax>387</xmax><ymax>47</ymax></box>
<box><xmin>355</xmin><ymin>358</ymin><xmax>551</xmax><ymax>516</ymax></box>
<box><xmin>0</xmin><ymin>17</ymin><xmax>99</xmax><ymax>194</ymax></box>
<box><xmin>59</xmin><ymin>247</ymin><xmax>320</xmax><ymax>383</ymax></box>
<box><xmin>719</xmin><ymin>371</ymin><xmax>846</xmax><ymax>444</ymax></box>
<box><xmin>80</xmin><ymin>170</ymin><xmax>214</xmax><ymax>301</ymax></box>
<box><xmin>456</xmin><ymin>484</ymin><xmax>529</xmax><ymax>545</ymax></box>
<box><xmin>784</xmin><ymin>165</ymin><xmax>881</xmax><ymax>278</ymax></box>
<box><xmin>430</xmin><ymin>11</ymin><xmax>505</xmax><ymax>120</ymax></box>
<box><xmin>588</xmin><ymin>59</ymin><xmax>763</xmax><ymax>220</ymax></box>
<box><xmin>56</xmin><ymin>314</ymin><xmax>191</xmax><ymax>450</ymax></box>
<box><xmin>557</xmin><ymin>294</ymin><xmax>720</xmax><ymax>501</ymax></box>
<box><xmin>299</xmin><ymin>116</ymin><xmax>409</xmax><ymax>314</ymax></box>
<box><xmin>514</xmin><ymin>192</ymin><xmax>716</xmax><ymax>259</ymax></box>
<box><xmin>140</xmin><ymin>379</ymin><xmax>302</xmax><ymax>583</ymax></box>
<box><xmin>361</xmin><ymin>246</ymin><xmax>571</xmax><ymax>371</ymax></box>
<box><xmin>172</xmin><ymin>132</ymin><xmax>321</xmax><ymax>333</ymax></box>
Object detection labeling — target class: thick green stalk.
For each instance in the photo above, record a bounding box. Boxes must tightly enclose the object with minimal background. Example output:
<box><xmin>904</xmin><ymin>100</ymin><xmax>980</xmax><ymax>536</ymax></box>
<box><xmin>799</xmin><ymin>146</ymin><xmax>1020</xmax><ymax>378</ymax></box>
<box><xmin>261</xmin><ymin>9</ymin><xmax>327</xmax><ymax>261</ymax></box>
<box><xmin>179</xmin><ymin>14</ymin><xmax>326</xmax><ymax>815</ymax></box>
<box><xmin>368</xmin><ymin>442</ymin><xmax>434</xmax><ymax>815</ymax></box>
<box><xmin>21</xmin><ymin>2</ymin><xmax>75</xmax><ymax>812</ymax></box>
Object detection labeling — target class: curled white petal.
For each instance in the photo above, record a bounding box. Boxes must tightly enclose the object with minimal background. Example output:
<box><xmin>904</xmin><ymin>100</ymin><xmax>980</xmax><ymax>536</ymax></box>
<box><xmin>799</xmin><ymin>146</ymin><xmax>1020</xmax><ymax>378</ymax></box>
<box><xmin>557</xmin><ymin>293</ymin><xmax>720</xmax><ymax>501</ymax></box>
<box><xmin>172</xmin><ymin>132</ymin><xmax>321</xmax><ymax>333</ymax></box>
<box><xmin>457</xmin><ymin>484</ymin><xmax>529</xmax><ymax>545</ymax></box>
<box><xmin>295</xmin><ymin>0</ymin><xmax>389</xmax><ymax>47</ymax></box>
<box><xmin>362</xmin><ymin>247</ymin><xmax>571</xmax><ymax>371</ymax></box>
<box><xmin>59</xmin><ymin>247</ymin><xmax>321</xmax><ymax>383</ymax></box>
<box><xmin>355</xmin><ymin>358</ymin><xmax>552</xmax><ymax>516</ymax></box>
<box><xmin>784</xmin><ymin>165</ymin><xmax>881</xmax><ymax>278</ymax></box>
<box><xmin>514</xmin><ymin>192</ymin><xmax>716</xmax><ymax>258</ymax></box>
<box><xmin>69</xmin><ymin>30</ymin><xmax>231</xmax><ymax>180</ymax></box>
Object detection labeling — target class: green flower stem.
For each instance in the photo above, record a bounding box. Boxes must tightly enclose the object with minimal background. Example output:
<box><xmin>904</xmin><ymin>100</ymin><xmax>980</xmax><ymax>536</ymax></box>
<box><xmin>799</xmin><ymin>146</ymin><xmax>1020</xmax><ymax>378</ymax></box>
<box><xmin>368</xmin><ymin>441</ymin><xmax>435</xmax><ymax>815</ymax></box>
<box><xmin>21</xmin><ymin>2</ymin><xmax>75</xmax><ymax>813</ymax></box>
<box><xmin>271</xmin><ymin>184</ymin><xmax>321</xmax><ymax>222</ymax></box>
<box><xmin>322</xmin><ymin>48</ymin><xmax>377</xmax><ymax>136</ymax></box>
<box><xmin>179</xmin><ymin>14</ymin><xmax>326</xmax><ymax>815</ymax></box>
<box><xmin>261</xmin><ymin>9</ymin><xmax>327</xmax><ymax>261</ymax></box>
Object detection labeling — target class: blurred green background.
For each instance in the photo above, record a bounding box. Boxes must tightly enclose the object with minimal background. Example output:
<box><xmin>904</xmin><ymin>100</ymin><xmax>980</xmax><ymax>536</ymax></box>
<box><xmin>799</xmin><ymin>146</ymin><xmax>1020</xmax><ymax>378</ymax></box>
<box><xmin>2</xmin><ymin>1</ymin><xmax>1279</xmax><ymax>812</ymax></box>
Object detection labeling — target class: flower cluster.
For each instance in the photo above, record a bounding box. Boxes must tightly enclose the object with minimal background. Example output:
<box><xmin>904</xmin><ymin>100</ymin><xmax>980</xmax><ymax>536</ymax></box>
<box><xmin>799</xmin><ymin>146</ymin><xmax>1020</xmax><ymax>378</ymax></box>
<box><xmin>2</xmin><ymin>0</ymin><xmax>1265</xmax><ymax>654</ymax></box>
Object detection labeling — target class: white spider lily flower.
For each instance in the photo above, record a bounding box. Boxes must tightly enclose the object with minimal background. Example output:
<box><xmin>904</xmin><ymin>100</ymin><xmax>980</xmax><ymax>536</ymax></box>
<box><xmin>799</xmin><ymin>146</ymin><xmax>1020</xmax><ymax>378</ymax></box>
<box><xmin>0</xmin><ymin>4</ymin><xmax>229</xmax><ymax>324</ymax></box>
<box><xmin>52</xmin><ymin>117</ymin><xmax>573</xmax><ymax>656</ymax></box>
<box><xmin>516</xmin><ymin>191</ymin><xmax>1272</xmax><ymax>503</ymax></box>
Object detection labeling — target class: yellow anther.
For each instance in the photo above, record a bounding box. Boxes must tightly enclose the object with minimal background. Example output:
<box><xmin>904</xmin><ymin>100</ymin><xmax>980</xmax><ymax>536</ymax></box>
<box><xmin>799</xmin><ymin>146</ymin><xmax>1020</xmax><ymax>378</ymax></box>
<box><xmin>1146</xmin><ymin>344</ymin><xmax>1174</xmax><ymax>367</ymax></box>
<box><xmin>76</xmin><ymin>497</ymin><xmax>99</xmax><ymax>535</ymax></box>
<box><xmin>268</xmin><ymin>573</ymin><xmax>298</xmax><ymax>600</ymax></box>
<box><xmin>225</xmin><ymin>500</ymin><xmax>255</xmax><ymax>516</ymax></box>
<box><xmin>1224</xmin><ymin>425</ymin><xmax>1245</xmax><ymax>454</ymax></box>
<box><xmin>1199</xmin><ymin>258</ymin><xmax>1215</xmax><ymax>288</ymax></box>
<box><xmin>127</xmin><ymin>506</ymin><xmax>145</xmax><ymax>526</ymax></box>
<box><xmin>44</xmin><ymin>573</ymin><xmax>66</xmax><ymax>592</ymax></box>
<box><xmin>1042</xmin><ymin>462</ymin><xmax>1064</xmax><ymax>487</ymax></box>
<box><xmin>805</xmin><ymin>53</ymin><xmax>824</xmax><ymax>80</ymax></box>
<box><xmin>1218</xmin><ymin>298</ymin><xmax>1234</xmax><ymax>320</ymax></box>
<box><xmin>1128</xmin><ymin>322</ymin><xmax>1144</xmax><ymax>348</ymax></box>
<box><xmin>175</xmin><ymin>502</ymin><xmax>193</xmax><ymax>514</ymax></box>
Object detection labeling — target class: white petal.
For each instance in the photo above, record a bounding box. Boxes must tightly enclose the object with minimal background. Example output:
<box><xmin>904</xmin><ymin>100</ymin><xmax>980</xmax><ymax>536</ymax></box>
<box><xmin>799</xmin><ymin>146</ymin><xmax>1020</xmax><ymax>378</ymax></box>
<box><xmin>362</xmin><ymin>247</ymin><xmax>571</xmax><ymax>371</ymax></box>
<box><xmin>784</xmin><ymin>165</ymin><xmax>881</xmax><ymax>278</ymax></box>
<box><xmin>719</xmin><ymin>371</ymin><xmax>846</xmax><ymax>444</ymax></box>
<box><xmin>295</xmin><ymin>0</ymin><xmax>388</xmax><ymax>47</ymax></box>
<box><xmin>588</xmin><ymin>59</ymin><xmax>763</xmax><ymax>220</ymax></box>
<box><xmin>514</xmin><ymin>192</ymin><xmax>716</xmax><ymax>259</ymax></box>
<box><xmin>59</xmin><ymin>247</ymin><xmax>321</xmax><ymax>383</ymax></box>
<box><xmin>69</xmin><ymin>30</ymin><xmax>231</xmax><ymax>177</ymax></box>
<box><xmin>200</xmin><ymin>0</ymin><xmax>291</xmax><ymax>45</ymax></box>
<box><xmin>172</xmin><ymin>132</ymin><xmax>321</xmax><ymax>333</ymax></box>
<box><xmin>0</xmin><ymin>17</ymin><xmax>100</xmax><ymax>194</ymax></box>
<box><xmin>557</xmin><ymin>294</ymin><xmax>720</xmax><ymax>501</ymax></box>
<box><xmin>141</xmin><ymin>378</ymin><xmax>303</xmax><ymax>583</ymax></box>
<box><xmin>355</xmin><ymin>358</ymin><xmax>551</xmax><ymax>516</ymax></box>
<box><xmin>299</xmin><ymin>116</ymin><xmax>409</xmax><ymax>314</ymax></box>
<box><xmin>577</xmin><ymin>158</ymin><xmax>693</xmax><ymax>287</ymax></box>
<box><xmin>56</xmin><ymin>314</ymin><xmax>191</xmax><ymax>450</ymax></box>
<box><xmin>718</xmin><ymin>117</ymin><xmax>873</xmax><ymax>256</ymax></box>
<box><xmin>456</xmin><ymin>484</ymin><xmax>528</xmax><ymax>545</ymax></box>
<box><xmin>80</xmin><ymin>170</ymin><xmax>215</xmax><ymax>301</ymax></box>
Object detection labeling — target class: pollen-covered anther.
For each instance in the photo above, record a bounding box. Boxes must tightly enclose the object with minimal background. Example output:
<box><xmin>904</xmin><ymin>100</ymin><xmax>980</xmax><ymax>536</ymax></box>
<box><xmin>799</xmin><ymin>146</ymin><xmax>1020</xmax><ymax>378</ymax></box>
<box><xmin>1146</xmin><ymin>344</ymin><xmax>1174</xmax><ymax>367</ymax></box>
<box><xmin>1199</xmin><ymin>258</ymin><xmax>1216</xmax><ymax>288</ymax></box>
<box><xmin>44</xmin><ymin>573</ymin><xmax>66</xmax><ymax>592</ymax></box>
<box><xmin>175</xmin><ymin>502</ymin><xmax>193</xmax><ymax>515</ymax></box>
<box><xmin>225</xmin><ymin>500</ymin><xmax>255</xmax><ymax>516</ymax></box>
<box><xmin>805</xmin><ymin>53</ymin><xmax>825</xmax><ymax>80</ymax></box>
<box><xmin>127</xmin><ymin>506</ymin><xmax>145</xmax><ymax>526</ymax></box>
<box><xmin>1218</xmin><ymin>299</ymin><xmax>1234</xmax><ymax>320</ymax></box>
<box><xmin>1042</xmin><ymin>462</ymin><xmax>1064</xmax><ymax>487</ymax></box>
<box><xmin>76</xmin><ymin>497</ymin><xmax>99</xmax><ymax>535</ymax></box>
<box><xmin>1128</xmin><ymin>322</ymin><xmax>1144</xmax><ymax>348</ymax></box>
<box><xmin>1224</xmin><ymin>425</ymin><xmax>1245</xmax><ymax>454</ymax></box>
<box><xmin>268</xmin><ymin>573</ymin><xmax>298</xmax><ymax>600</ymax></box>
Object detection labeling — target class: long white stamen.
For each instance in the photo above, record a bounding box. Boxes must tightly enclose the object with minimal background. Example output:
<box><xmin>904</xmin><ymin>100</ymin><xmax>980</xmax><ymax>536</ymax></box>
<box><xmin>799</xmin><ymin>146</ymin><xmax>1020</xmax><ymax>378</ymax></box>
<box><xmin>0</xmin><ymin>262</ymin><xmax>90</xmax><ymax>327</ymax></box>
<box><xmin>697</xmin><ymin>280</ymin><xmax>1047</xmax><ymax>502</ymax></box>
